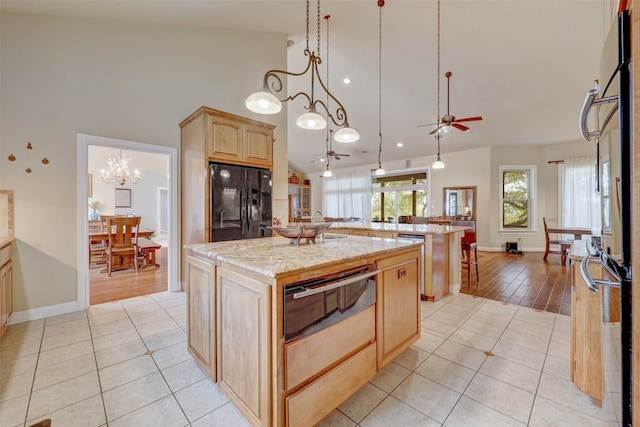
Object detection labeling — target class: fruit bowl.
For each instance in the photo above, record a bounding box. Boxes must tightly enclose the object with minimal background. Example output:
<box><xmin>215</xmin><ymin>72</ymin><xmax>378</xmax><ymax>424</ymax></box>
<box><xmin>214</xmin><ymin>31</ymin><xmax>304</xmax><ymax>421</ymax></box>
<box><xmin>270</xmin><ymin>222</ymin><xmax>333</xmax><ymax>245</ymax></box>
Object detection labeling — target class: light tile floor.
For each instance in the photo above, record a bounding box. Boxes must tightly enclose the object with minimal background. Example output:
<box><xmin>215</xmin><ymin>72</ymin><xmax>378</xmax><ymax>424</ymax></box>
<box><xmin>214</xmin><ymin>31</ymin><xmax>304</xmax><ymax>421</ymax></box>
<box><xmin>0</xmin><ymin>292</ymin><xmax>622</xmax><ymax>427</ymax></box>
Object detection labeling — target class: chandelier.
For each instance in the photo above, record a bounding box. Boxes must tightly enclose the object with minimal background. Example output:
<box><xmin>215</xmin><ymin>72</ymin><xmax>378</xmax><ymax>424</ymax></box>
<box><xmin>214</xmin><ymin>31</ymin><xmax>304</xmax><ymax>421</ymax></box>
<box><xmin>245</xmin><ymin>0</ymin><xmax>360</xmax><ymax>143</ymax></box>
<box><xmin>100</xmin><ymin>150</ymin><xmax>141</xmax><ymax>186</ymax></box>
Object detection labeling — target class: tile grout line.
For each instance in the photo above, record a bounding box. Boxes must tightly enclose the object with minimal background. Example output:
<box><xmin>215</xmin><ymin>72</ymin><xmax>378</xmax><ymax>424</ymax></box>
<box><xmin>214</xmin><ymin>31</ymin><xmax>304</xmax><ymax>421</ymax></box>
<box><xmin>21</xmin><ymin>318</ymin><xmax>47</xmax><ymax>427</ymax></box>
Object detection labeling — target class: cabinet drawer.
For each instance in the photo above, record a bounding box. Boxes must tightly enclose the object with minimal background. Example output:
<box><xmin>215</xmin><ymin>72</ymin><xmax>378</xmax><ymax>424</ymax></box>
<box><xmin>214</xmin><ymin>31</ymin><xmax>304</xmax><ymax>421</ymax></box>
<box><xmin>0</xmin><ymin>242</ymin><xmax>11</xmax><ymax>267</ymax></box>
<box><xmin>286</xmin><ymin>342</ymin><xmax>376</xmax><ymax>427</ymax></box>
<box><xmin>285</xmin><ymin>305</ymin><xmax>375</xmax><ymax>390</ymax></box>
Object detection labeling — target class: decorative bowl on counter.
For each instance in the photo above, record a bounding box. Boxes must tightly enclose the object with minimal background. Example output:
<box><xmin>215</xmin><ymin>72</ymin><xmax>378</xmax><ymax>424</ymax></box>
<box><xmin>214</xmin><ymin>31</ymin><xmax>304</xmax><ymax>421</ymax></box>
<box><xmin>270</xmin><ymin>222</ymin><xmax>333</xmax><ymax>245</ymax></box>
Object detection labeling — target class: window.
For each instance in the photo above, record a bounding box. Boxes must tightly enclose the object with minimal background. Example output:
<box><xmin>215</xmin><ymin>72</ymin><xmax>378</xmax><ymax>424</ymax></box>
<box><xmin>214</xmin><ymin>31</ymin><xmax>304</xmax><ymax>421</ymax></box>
<box><xmin>371</xmin><ymin>171</ymin><xmax>429</xmax><ymax>222</ymax></box>
<box><xmin>500</xmin><ymin>165</ymin><xmax>535</xmax><ymax>230</ymax></box>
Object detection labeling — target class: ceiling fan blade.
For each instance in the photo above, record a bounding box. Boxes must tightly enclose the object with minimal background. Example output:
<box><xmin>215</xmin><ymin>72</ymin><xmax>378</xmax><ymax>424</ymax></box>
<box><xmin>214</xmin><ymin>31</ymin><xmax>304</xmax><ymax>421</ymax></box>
<box><xmin>417</xmin><ymin>122</ymin><xmax>439</xmax><ymax>128</ymax></box>
<box><xmin>452</xmin><ymin>123</ymin><xmax>470</xmax><ymax>132</ymax></box>
<box><xmin>428</xmin><ymin>125</ymin><xmax>443</xmax><ymax>135</ymax></box>
<box><xmin>453</xmin><ymin>116</ymin><xmax>483</xmax><ymax>123</ymax></box>
<box><xmin>335</xmin><ymin>153</ymin><xmax>350</xmax><ymax>157</ymax></box>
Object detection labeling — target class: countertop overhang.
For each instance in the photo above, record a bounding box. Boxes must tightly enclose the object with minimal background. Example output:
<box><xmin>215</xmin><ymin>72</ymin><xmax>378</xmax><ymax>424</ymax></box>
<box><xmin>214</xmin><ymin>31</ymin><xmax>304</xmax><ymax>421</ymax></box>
<box><xmin>329</xmin><ymin>222</ymin><xmax>469</xmax><ymax>235</ymax></box>
<box><xmin>185</xmin><ymin>234</ymin><xmax>423</xmax><ymax>278</ymax></box>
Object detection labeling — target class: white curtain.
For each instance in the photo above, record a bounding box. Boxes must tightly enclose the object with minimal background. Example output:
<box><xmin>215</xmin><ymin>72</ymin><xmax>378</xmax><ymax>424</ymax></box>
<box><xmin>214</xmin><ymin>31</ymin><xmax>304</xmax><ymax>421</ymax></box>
<box><xmin>560</xmin><ymin>156</ymin><xmax>601</xmax><ymax>230</ymax></box>
<box><xmin>323</xmin><ymin>169</ymin><xmax>371</xmax><ymax>220</ymax></box>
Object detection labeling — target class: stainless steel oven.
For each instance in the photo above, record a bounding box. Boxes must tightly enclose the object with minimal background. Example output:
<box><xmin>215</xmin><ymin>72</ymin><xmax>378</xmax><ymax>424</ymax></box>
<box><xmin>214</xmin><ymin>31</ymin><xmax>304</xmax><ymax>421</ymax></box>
<box><xmin>283</xmin><ymin>264</ymin><xmax>379</xmax><ymax>342</ymax></box>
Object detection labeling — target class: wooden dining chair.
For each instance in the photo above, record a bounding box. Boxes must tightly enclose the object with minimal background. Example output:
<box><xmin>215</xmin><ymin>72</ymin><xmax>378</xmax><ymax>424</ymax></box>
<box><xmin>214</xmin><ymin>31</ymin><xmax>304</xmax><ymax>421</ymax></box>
<box><xmin>105</xmin><ymin>216</ymin><xmax>141</xmax><ymax>277</ymax></box>
<box><xmin>88</xmin><ymin>215</ymin><xmax>113</xmax><ymax>266</ymax></box>
<box><xmin>543</xmin><ymin>217</ymin><xmax>572</xmax><ymax>265</ymax></box>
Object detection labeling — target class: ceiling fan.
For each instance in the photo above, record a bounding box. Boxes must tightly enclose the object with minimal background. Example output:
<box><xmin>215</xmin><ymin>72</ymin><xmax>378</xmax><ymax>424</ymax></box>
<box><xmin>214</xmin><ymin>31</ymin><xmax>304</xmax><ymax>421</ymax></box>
<box><xmin>315</xmin><ymin>129</ymin><xmax>350</xmax><ymax>162</ymax></box>
<box><xmin>419</xmin><ymin>71</ymin><xmax>483</xmax><ymax>135</ymax></box>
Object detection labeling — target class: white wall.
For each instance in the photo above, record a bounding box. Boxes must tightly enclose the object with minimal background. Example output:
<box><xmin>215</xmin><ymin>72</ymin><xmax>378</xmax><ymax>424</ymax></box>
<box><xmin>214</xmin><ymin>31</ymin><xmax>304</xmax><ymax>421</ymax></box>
<box><xmin>310</xmin><ymin>141</ymin><xmax>594</xmax><ymax>251</ymax></box>
<box><xmin>1</xmin><ymin>13</ymin><xmax>288</xmax><ymax>312</ymax></box>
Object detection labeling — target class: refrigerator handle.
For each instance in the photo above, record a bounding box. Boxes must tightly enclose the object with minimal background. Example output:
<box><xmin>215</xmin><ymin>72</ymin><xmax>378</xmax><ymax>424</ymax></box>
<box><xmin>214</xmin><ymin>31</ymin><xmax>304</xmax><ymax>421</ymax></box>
<box><xmin>240</xmin><ymin>184</ymin><xmax>247</xmax><ymax>236</ymax></box>
<box><xmin>247</xmin><ymin>183</ymin><xmax>253</xmax><ymax>222</ymax></box>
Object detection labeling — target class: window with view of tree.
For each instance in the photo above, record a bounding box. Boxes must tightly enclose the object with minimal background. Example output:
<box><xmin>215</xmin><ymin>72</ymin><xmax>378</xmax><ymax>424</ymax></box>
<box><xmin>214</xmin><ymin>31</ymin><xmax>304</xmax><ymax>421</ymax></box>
<box><xmin>501</xmin><ymin>166</ymin><xmax>535</xmax><ymax>229</ymax></box>
<box><xmin>371</xmin><ymin>172</ymin><xmax>429</xmax><ymax>222</ymax></box>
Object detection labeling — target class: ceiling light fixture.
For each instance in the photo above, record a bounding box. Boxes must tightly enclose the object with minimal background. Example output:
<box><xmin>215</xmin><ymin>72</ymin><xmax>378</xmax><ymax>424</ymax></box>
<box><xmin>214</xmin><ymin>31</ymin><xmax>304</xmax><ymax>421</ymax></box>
<box><xmin>431</xmin><ymin>0</ymin><xmax>445</xmax><ymax>170</ymax></box>
<box><xmin>374</xmin><ymin>0</ymin><xmax>386</xmax><ymax>176</ymax></box>
<box><xmin>432</xmin><ymin>134</ymin><xmax>445</xmax><ymax>169</ymax></box>
<box><xmin>100</xmin><ymin>150</ymin><xmax>141</xmax><ymax>186</ymax></box>
<box><xmin>245</xmin><ymin>0</ymin><xmax>359</xmax><ymax>143</ymax></box>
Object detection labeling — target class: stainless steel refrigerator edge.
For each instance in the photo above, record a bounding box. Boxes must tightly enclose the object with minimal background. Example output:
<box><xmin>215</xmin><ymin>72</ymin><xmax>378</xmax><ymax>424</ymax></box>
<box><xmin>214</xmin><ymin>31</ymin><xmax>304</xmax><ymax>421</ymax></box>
<box><xmin>209</xmin><ymin>162</ymin><xmax>272</xmax><ymax>241</ymax></box>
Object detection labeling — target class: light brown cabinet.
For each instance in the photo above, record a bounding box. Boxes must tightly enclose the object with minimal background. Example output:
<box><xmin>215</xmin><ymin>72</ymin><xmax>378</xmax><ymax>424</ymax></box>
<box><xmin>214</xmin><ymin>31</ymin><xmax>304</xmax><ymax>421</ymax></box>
<box><xmin>376</xmin><ymin>250</ymin><xmax>420</xmax><ymax>367</ymax></box>
<box><xmin>180</xmin><ymin>107</ymin><xmax>275</xmax><ymax>285</ymax></box>
<box><xmin>217</xmin><ymin>267</ymin><xmax>271</xmax><ymax>427</ymax></box>
<box><xmin>186</xmin><ymin>254</ymin><xmax>217</xmax><ymax>380</ymax></box>
<box><xmin>208</xmin><ymin>114</ymin><xmax>273</xmax><ymax>167</ymax></box>
<box><xmin>185</xmin><ymin>242</ymin><xmax>421</xmax><ymax>427</ymax></box>
<box><xmin>0</xmin><ymin>242</ymin><xmax>13</xmax><ymax>339</ymax></box>
<box><xmin>288</xmin><ymin>184</ymin><xmax>311</xmax><ymax>223</ymax></box>
<box><xmin>570</xmin><ymin>255</ymin><xmax>605</xmax><ymax>406</ymax></box>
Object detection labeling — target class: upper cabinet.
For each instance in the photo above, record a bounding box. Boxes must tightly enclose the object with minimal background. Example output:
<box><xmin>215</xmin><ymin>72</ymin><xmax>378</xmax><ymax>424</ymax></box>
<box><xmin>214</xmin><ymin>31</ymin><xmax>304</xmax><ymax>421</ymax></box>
<box><xmin>202</xmin><ymin>108</ymin><xmax>275</xmax><ymax>168</ymax></box>
<box><xmin>179</xmin><ymin>107</ymin><xmax>276</xmax><ymax>279</ymax></box>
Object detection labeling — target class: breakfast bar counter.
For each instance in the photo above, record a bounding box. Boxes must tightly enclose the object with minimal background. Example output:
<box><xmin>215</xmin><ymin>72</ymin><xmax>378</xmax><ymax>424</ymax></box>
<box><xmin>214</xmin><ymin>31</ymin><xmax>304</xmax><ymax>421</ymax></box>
<box><xmin>327</xmin><ymin>222</ymin><xmax>469</xmax><ymax>300</ymax></box>
<box><xmin>184</xmin><ymin>235</ymin><xmax>423</xmax><ymax>426</ymax></box>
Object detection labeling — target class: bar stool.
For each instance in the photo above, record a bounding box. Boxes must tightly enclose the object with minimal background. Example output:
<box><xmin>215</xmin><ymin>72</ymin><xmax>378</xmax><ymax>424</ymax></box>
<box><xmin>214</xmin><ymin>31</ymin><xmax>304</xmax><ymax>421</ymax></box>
<box><xmin>453</xmin><ymin>220</ymin><xmax>479</xmax><ymax>286</ymax></box>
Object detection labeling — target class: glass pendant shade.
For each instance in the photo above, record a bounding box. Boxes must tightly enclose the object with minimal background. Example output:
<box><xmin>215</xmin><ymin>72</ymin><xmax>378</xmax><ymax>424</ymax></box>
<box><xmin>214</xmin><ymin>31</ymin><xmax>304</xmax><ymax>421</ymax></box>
<box><xmin>334</xmin><ymin>126</ymin><xmax>360</xmax><ymax>143</ymax></box>
<box><xmin>296</xmin><ymin>111</ymin><xmax>327</xmax><ymax>130</ymax></box>
<box><xmin>245</xmin><ymin>90</ymin><xmax>282</xmax><ymax>114</ymax></box>
<box><xmin>323</xmin><ymin>168</ymin><xmax>333</xmax><ymax>177</ymax></box>
<box><xmin>432</xmin><ymin>156</ymin><xmax>445</xmax><ymax>169</ymax></box>
<box><xmin>374</xmin><ymin>166</ymin><xmax>386</xmax><ymax>176</ymax></box>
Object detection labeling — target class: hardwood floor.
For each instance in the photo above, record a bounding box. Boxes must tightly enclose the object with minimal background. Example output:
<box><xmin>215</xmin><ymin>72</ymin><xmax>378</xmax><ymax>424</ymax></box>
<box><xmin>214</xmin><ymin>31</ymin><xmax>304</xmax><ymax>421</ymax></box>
<box><xmin>89</xmin><ymin>247</ymin><xmax>168</xmax><ymax>305</ymax></box>
<box><xmin>89</xmin><ymin>246</ymin><xmax>619</xmax><ymax>320</ymax></box>
<box><xmin>459</xmin><ymin>250</ymin><xmax>620</xmax><ymax>320</ymax></box>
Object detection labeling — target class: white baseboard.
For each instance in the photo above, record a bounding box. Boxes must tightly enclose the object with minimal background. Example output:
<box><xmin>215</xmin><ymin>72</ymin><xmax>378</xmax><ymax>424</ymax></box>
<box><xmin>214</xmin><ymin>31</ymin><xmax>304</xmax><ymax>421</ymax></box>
<box><xmin>9</xmin><ymin>301</ymin><xmax>80</xmax><ymax>325</ymax></box>
<box><xmin>478</xmin><ymin>247</ymin><xmax>545</xmax><ymax>253</ymax></box>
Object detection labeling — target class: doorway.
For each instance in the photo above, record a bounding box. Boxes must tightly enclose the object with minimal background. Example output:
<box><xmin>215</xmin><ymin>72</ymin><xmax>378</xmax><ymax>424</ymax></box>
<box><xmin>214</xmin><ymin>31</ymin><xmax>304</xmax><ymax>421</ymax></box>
<box><xmin>76</xmin><ymin>134</ymin><xmax>179</xmax><ymax>310</ymax></box>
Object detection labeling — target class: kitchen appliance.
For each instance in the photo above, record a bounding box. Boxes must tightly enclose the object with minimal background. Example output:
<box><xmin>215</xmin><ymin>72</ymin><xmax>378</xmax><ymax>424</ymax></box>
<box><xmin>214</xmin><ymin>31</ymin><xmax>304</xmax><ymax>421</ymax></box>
<box><xmin>283</xmin><ymin>264</ymin><xmax>379</xmax><ymax>342</ymax></box>
<box><xmin>209</xmin><ymin>162</ymin><xmax>272</xmax><ymax>242</ymax></box>
<box><xmin>578</xmin><ymin>8</ymin><xmax>631</xmax><ymax>425</ymax></box>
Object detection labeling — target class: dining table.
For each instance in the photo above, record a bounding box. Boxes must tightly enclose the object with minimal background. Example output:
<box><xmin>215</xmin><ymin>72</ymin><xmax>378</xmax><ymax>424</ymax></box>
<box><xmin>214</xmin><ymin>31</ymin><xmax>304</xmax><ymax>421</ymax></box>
<box><xmin>545</xmin><ymin>226</ymin><xmax>592</xmax><ymax>240</ymax></box>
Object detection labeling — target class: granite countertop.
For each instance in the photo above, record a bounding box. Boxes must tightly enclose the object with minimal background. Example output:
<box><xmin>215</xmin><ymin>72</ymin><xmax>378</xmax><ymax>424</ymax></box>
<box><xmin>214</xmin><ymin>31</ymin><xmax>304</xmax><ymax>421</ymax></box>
<box><xmin>185</xmin><ymin>234</ymin><xmax>423</xmax><ymax>279</ymax></box>
<box><xmin>329</xmin><ymin>222</ymin><xmax>469</xmax><ymax>235</ymax></box>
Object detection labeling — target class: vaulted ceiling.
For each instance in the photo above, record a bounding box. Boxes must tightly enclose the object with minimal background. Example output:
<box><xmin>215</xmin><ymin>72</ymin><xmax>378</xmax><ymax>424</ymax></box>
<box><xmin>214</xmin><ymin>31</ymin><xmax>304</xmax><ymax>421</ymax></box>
<box><xmin>2</xmin><ymin>1</ymin><xmax>608</xmax><ymax>174</ymax></box>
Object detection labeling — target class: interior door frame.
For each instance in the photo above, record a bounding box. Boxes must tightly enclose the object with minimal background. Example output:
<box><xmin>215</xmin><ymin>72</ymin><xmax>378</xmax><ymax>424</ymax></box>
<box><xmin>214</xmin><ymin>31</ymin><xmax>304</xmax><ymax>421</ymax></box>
<box><xmin>76</xmin><ymin>134</ymin><xmax>180</xmax><ymax>309</ymax></box>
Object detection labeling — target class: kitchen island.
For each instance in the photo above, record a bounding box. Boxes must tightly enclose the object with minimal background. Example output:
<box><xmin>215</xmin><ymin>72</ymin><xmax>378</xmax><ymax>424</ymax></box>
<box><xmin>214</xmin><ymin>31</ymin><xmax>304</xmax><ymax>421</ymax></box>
<box><xmin>327</xmin><ymin>222</ymin><xmax>469</xmax><ymax>300</ymax></box>
<box><xmin>184</xmin><ymin>234</ymin><xmax>422</xmax><ymax>427</ymax></box>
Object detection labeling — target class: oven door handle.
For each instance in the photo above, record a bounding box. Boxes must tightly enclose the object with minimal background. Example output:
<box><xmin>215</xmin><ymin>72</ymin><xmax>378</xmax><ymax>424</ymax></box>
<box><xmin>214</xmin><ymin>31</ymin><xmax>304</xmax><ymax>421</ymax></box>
<box><xmin>292</xmin><ymin>269</ymin><xmax>381</xmax><ymax>299</ymax></box>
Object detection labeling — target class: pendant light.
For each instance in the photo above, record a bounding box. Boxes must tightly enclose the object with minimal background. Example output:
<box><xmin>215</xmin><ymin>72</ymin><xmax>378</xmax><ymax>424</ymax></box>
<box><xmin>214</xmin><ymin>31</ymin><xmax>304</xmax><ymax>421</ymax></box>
<box><xmin>374</xmin><ymin>0</ymin><xmax>386</xmax><ymax>176</ymax></box>
<box><xmin>246</xmin><ymin>1</ymin><xmax>359</xmax><ymax>142</ymax></box>
<box><xmin>432</xmin><ymin>134</ymin><xmax>445</xmax><ymax>169</ymax></box>
<box><xmin>431</xmin><ymin>0</ymin><xmax>446</xmax><ymax>170</ymax></box>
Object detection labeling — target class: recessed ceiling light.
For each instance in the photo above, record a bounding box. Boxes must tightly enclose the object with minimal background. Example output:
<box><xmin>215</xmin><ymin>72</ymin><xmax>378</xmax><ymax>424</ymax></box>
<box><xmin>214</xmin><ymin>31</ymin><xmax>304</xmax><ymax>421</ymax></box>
<box><xmin>361</xmin><ymin>150</ymin><xmax>368</xmax><ymax>154</ymax></box>
<box><xmin>343</xmin><ymin>77</ymin><xmax>351</xmax><ymax>85</ymax></box>
<box><xmin>396</xmin><ymin>142</ymin><xmax>404</xmax><ymax>147</ymax></box>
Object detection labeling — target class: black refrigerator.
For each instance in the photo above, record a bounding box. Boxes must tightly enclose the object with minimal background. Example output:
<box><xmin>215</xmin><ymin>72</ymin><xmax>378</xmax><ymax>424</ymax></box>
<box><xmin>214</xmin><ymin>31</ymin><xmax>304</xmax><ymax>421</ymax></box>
<box><xmin>209</xmin><ymin>162</ymin><xmax>272</xmax><ymax>242</ymax></box>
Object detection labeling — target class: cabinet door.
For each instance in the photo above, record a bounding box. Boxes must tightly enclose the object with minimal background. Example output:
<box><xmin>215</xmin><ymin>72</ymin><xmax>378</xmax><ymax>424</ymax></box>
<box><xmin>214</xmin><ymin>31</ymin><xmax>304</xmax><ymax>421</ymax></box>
<box><xmin>208</xmin><ymin>116</ymin><xmax>243</xmax><ymax>162</ymax></box>
<box><xmin>376</xmin><ymin>252</ymin><xmax>420</xmax><ymax>367</ymax></box>
<box><xmin>244</xmin><ymin>124</ymin><xmax>273</xmax><ymax>167</ymax></box>
<box><xmin>217</xmin><ymin>267</ymin><xmax>271</xmax><ymax>427</ymax></box>
<box><xmin>186</xmin><ymin>255</ymin><xmax>217</xmax><ymax>379</ymax></box>
<box><xmin>0</xmin><ymin>260</ymin><xmax>11</xmax><ymax>338</ymax></box>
